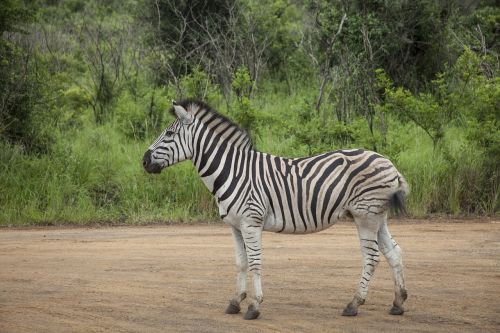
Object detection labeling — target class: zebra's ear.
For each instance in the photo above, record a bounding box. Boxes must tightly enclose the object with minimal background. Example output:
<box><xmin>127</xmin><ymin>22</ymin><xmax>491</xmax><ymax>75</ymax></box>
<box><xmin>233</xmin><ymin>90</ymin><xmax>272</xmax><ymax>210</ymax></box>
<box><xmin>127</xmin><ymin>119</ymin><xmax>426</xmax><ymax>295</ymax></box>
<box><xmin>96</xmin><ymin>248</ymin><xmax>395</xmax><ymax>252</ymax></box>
<box><xmin>172</xmin><ymin>101</ymin><xmax>193</xmax><ymax>124</ymax></box>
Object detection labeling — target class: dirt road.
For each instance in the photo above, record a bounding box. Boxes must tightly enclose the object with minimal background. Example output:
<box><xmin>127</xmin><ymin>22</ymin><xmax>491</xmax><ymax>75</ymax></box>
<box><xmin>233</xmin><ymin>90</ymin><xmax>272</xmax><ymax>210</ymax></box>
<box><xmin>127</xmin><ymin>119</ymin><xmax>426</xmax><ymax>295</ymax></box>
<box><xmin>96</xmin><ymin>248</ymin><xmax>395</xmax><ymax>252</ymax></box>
<box><xmin>0</xmin><ymin>220</ymin><xmax>499</xmax><ymax>333</ymax></box>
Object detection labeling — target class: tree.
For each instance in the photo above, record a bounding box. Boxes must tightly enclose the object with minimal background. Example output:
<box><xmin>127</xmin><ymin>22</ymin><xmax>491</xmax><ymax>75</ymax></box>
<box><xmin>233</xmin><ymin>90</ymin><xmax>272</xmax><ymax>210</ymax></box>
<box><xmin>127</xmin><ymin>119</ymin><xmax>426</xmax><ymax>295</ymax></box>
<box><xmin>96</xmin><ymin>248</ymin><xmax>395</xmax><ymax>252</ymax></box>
<box><xmin>0</xmin><ymin>1</ymin><xmax>54</xmax><ymax>152</ymax></box>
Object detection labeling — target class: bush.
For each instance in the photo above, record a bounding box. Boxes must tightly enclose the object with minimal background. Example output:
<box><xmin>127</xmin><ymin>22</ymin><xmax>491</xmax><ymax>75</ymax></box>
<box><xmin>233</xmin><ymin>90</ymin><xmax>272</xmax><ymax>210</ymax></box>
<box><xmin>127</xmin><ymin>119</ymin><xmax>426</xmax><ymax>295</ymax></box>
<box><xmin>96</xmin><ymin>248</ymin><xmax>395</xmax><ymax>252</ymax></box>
<box><xmin>231</xmin><ymin>66</ymin><xmax>259</xmax><ymax>138</ymax></box>
<box><xmin>115</xmin><ymin>89</ymin><xmax>170</xmax><ymax>140</ymax></box>
<box><xmin>179</xmin><ymin>67</ymin><xmax>219</xmax><ymax>105</ymax></box>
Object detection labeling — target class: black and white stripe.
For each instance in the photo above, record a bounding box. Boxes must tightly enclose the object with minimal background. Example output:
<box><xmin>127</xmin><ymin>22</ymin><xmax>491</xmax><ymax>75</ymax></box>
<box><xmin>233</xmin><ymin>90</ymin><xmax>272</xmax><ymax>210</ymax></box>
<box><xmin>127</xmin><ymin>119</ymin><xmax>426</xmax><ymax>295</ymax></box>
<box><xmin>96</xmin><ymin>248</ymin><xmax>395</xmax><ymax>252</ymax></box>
<box><xmin>143</xmin><ymin>99</ymin><xmax>409</xmax><ymax>319</ymax></box>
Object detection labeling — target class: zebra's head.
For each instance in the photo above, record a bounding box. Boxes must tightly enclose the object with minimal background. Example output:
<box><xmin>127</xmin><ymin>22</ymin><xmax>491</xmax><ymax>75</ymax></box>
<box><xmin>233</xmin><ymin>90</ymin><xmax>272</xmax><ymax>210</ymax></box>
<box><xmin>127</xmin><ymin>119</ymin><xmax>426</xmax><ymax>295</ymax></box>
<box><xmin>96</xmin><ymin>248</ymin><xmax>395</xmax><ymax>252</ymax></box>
<box><xmin>142</xmin><ymin>101</ymin><xmax>194</xmax><ymax>174</ymax></box>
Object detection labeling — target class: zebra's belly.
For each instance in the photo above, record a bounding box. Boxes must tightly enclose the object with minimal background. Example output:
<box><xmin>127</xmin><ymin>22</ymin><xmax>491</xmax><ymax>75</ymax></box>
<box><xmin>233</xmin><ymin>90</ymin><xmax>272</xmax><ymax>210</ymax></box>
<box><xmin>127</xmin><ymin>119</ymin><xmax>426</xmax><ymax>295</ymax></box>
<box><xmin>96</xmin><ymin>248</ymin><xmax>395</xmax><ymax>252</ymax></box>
<box><xmin>263</xmin><ymin>209</ymin><xmax>346</xmax><ymax>234</ymax></box>
<box><xmin>219</xmin><ymin>204</ymin><xmax>242</xmax><ymax>229</ymax></box>
<box><xmin>217</xmin><ymin>189</ymin><xmax>349</xmax><ymax>233</ymax></box>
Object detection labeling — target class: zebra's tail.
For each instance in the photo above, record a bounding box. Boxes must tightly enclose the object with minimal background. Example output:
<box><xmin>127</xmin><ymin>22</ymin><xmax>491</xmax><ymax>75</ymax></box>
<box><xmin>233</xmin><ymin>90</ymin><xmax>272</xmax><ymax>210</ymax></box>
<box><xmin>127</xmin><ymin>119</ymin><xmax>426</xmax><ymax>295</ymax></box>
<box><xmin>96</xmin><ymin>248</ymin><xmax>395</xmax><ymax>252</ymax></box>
<box><xmin>389</xmin><ymin>173</ymin><xmax>409</xmax><ymax>216</ymax></box>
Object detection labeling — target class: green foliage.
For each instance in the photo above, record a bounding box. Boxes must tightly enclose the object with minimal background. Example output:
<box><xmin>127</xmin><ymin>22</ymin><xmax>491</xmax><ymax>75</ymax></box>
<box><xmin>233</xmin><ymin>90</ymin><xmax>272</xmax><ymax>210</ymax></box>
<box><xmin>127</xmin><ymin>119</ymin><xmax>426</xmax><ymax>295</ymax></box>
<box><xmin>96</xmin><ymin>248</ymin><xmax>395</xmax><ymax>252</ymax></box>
<box><xmin>290</xmin><ymin>117</ymin><xmax>355</xmax><ymax>155</ymax></box>
<box><xmin>382</xmin><ymin>85</ymin><xmax>446</xmax><ymax>148</ymax></box>
<box><xmin>241</xmin><ymin>0</ymin><xmax>305</xmax><ymax>79</ymax></box>
<box><xmin>115</xmin><ymin>89</ymin><xmax>170</xmax><ymax>140</ymax></box>
<box><xmin>377</xmin><ymin>45</ymin><xmax>499</xmax><ymax>214</ymax></box>
<box><xmin>0</xmin><ymin>0</ymin><xmax>499</xmax><ymax>225</ymax></box>
<box><xmin>149</xmin><ymin>0</ymin><xmax>233</xmax><ymax>79</ymax></box>
<box><xmin>0</xmin><ymin>0</ymin><xmax>33</xmax><ymax>34</ymax></box>
<box><xmin>396</xmin><ymin>129</ymin><xmax>495</xmax><ymax>216</ymax></box>
<box><xmin>231</xmin><ymin>66</ymin><xmax>258</xmax><ymax>137</ymax></box>
<box><xmin>232</xmin><ymin>66</ymin><xmax>253</xmax><ymax>101</ymax></box>
<box><xmin>0</xmin><ymin>2</ymin><xmax>58</xmax><ymax>153</ymax></box>
<box><xmin>179</xmin><ymin>67</ymin><xmax>219</xmax><ymax>104</ymax></box>
<box><xmin>0</xmin><ymin>127</ymin><xmax>216</xmax><ymax>224</ymax></box>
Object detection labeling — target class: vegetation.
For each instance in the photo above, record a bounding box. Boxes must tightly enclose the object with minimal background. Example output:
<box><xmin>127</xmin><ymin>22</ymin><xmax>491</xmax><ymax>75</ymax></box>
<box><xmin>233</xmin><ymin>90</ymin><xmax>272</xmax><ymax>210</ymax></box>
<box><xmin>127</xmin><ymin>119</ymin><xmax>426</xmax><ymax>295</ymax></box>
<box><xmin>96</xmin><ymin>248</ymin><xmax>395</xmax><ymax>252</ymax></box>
<box><xmin>0</xmin><ymin>0</ymin><xmax>498</xmax><ymax>225</ymax></box>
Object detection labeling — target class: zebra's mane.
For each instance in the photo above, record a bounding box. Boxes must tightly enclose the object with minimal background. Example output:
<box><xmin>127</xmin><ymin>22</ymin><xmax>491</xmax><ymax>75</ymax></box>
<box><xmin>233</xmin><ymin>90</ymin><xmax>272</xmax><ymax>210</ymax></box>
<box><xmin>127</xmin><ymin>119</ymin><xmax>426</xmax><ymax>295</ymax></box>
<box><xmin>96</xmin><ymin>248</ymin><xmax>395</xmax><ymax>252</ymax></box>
<box><xmin>170</xmin><ymin>98</ymin><xmax>253</xmax><ymax>149</ymax></box>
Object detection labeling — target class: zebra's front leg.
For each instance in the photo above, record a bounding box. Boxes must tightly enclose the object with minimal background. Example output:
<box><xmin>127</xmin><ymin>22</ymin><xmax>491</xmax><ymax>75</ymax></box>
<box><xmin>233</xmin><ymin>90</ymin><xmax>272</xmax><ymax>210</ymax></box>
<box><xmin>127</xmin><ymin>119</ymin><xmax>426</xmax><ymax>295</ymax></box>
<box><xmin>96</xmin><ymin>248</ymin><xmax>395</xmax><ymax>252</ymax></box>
<box><xmin>343</xmin><ymin>215</ymin><xmax>382</xmax><ymax>316</ymax></box>
<box><xmin>241</xmin><ymin>222</ymin><xmax>263</xmax><ymax>320</ymax></box>
<box><xmin>225</xmin><ymin>227</ymin><xmax>248</xmax><ymax>315</ymax></box>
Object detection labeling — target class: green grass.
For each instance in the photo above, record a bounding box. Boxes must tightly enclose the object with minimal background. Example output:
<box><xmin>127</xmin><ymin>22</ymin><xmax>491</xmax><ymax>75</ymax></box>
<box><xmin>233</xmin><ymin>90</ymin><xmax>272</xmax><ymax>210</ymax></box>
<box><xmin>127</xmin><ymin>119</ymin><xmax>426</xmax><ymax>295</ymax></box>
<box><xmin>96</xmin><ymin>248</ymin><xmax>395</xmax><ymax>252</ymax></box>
<box><xmin>394</xmin><ymin>126</ymin><xmax>496</xmax><ymax>216</ymax></box>
<box><xmin>0</xmin><ymin>124</ymin><xmax>216</xmax><ymax>226</ymax></box>
<box><xmin>1</xmin><ymin>94</ymin><xmax>497</xmax><ymax>226</ymax></box>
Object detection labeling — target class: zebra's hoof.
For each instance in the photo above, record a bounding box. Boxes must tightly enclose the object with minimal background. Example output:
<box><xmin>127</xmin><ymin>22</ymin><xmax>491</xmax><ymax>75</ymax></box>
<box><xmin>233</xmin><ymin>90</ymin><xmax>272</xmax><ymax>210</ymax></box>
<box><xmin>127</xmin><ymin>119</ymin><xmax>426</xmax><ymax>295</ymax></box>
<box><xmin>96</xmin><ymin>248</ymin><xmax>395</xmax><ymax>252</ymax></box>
<box><xmin>225</xmin><ymin>301</ymin><xmax>241</xmax><ymax>314</ymax></box>
<box><xmin>389</xmin><ymin>305</ymin><xmax>404</xmax><ymax>315</ymax></box>
<box><xmin>342</xmin><ymin>305</ymin><xmax>358</xmax><ymax>316</ymax></box>
<box><xmin>244</xmin><ymin>304</ymin><xmax>260</xmax><ymax>320</ymax></box>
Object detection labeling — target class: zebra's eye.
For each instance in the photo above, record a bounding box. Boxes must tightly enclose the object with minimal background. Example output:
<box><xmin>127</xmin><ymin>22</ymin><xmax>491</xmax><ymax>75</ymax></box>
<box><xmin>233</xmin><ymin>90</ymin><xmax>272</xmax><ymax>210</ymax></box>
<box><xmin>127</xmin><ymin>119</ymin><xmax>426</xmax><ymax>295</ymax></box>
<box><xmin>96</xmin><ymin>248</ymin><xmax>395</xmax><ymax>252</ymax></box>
<box><xmin>165</xmin><ymin>130</ymin><xmax>175</xmax><ymax>136</ymax></box>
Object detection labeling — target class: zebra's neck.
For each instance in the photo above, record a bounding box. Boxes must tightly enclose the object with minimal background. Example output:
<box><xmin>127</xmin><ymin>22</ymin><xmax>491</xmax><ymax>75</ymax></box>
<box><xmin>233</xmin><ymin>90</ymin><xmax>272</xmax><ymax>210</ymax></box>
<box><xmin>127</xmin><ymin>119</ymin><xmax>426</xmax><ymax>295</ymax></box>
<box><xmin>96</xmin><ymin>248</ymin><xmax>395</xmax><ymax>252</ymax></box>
<box><xmin>191</xmin><ymin>129</ymin><xmax>255</xmax><ymax>201</ymax></box>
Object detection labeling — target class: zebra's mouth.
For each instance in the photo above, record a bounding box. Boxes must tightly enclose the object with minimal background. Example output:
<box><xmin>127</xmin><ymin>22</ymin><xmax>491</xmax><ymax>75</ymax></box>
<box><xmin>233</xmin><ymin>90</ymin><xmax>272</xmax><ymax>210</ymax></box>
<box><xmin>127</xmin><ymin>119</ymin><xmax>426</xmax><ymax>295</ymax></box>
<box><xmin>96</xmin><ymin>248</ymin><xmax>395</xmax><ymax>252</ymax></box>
<box><xmin>143</xmin><ymin>150</ymin><xmax>163</xmax><ymax>174</ymax></box>
<box><xmin>144</xmin><ymin>162</ymin><xmax>162</xmax><ymax>174</ymax></box>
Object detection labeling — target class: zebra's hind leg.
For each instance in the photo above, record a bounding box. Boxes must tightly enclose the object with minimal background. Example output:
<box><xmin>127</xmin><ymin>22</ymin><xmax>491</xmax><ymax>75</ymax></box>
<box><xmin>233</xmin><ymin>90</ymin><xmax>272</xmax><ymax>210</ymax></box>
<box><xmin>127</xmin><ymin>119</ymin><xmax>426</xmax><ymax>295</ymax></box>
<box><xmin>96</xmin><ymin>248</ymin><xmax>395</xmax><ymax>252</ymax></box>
<box><xmin>225</xmin><ymin>227</ymin><xmax>248</xmax><ymax>315</ymax></box>
<box><xmin>342</xmin><ymin>213</ymin><xmax>384</xmax><ymax>316</ymax></box>
<box><xmin>378</xmin><ymin>221</ymin><xmax>407</xmax><ymax>315</ymax></box>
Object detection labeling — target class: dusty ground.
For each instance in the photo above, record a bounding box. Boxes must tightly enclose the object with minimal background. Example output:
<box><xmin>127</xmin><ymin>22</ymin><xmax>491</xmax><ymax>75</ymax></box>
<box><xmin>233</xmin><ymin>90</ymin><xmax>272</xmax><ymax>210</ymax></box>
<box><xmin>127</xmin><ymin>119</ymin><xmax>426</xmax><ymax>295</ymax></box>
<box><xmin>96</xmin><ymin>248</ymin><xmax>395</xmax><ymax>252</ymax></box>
<box><xmin>0</xmin><ymin>220</ymin><xmax>499</xmax><ymax>333</ymax></box>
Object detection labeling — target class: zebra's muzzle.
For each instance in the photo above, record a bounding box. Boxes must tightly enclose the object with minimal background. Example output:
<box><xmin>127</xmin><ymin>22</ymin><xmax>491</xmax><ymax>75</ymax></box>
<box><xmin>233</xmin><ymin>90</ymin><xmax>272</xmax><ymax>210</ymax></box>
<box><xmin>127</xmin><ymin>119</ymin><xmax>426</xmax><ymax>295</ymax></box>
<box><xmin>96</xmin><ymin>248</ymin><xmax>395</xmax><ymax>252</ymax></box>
<box><xmin>143</xmin><ymin>150</ymin><xmax>162</xmax><ymax>174</ymax></box>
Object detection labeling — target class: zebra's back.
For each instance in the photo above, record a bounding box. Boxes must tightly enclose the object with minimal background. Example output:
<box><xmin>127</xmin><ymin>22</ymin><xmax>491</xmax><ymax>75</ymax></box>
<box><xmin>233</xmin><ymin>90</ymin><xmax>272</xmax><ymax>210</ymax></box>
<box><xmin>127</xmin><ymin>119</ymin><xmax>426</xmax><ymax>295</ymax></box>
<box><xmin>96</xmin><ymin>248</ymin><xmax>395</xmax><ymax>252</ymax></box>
<box><xmin>259</xmin><ymin>149</ymin><xmax>407</xmax><ymax>234</ymax></box>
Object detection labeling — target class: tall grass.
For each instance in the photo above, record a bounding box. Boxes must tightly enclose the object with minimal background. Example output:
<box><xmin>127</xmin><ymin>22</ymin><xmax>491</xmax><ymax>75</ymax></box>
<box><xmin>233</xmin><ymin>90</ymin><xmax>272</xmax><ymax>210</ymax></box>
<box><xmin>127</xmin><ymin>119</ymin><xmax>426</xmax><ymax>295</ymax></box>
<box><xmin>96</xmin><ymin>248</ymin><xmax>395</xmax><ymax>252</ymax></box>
<box><xmin>0</xmin><ymin>124</ymin><xmax>216</xmax><ymax>225</ymax></box>
<box><xmin>395</xmin><ymin>127</ymin><xmax>496</xmax><ymax>216</ymax></box>
<box><xmin>0</xmin><ymin>94</ymin><xmax>497</xmax><ymax>226</ymax></box>
<box><xmin>395</xmin><ymin>132</ymin><xmax>448</xmax><ymax>216</ymax></box>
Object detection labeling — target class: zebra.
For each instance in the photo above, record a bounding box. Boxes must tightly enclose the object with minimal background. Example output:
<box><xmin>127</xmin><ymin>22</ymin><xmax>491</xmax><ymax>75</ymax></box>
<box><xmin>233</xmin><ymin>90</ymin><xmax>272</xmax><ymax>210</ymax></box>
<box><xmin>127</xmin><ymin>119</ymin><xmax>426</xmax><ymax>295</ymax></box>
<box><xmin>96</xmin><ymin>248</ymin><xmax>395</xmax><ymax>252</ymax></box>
<box><xmin>143</xmin><ymin>99</ymin><xmax>409</xmax><ymax>320</ymax></box>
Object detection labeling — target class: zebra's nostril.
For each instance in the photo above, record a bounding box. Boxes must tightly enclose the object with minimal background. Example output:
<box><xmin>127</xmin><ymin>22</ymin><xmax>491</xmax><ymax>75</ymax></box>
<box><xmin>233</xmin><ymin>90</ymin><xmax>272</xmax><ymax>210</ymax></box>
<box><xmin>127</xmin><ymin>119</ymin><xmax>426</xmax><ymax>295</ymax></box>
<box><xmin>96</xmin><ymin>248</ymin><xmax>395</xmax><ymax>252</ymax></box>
<box><xmin>143</xmin><ymin>150</ymin><xmax>152</xmax><ymax>169</ymax></box>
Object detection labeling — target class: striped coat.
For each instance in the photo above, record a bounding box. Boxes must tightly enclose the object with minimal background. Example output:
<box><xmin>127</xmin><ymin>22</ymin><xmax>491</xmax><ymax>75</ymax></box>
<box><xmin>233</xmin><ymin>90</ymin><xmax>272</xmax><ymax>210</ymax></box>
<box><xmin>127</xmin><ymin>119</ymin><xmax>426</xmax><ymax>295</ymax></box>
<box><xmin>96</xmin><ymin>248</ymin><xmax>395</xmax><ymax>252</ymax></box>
<box><xmin>143</xmin><ymin>99</ymin><xmax>408</xmax><ymax>320</ymax></box>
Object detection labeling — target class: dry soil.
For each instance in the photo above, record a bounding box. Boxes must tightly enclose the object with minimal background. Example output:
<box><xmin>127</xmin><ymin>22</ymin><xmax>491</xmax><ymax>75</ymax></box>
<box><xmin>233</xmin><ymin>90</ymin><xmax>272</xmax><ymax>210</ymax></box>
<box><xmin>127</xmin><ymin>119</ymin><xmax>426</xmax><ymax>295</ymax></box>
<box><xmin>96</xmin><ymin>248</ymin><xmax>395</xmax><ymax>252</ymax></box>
<box><xmin>0</xmin><ymin>220</ymin><xmax>499</xmax><ymax>333</ymax></box>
